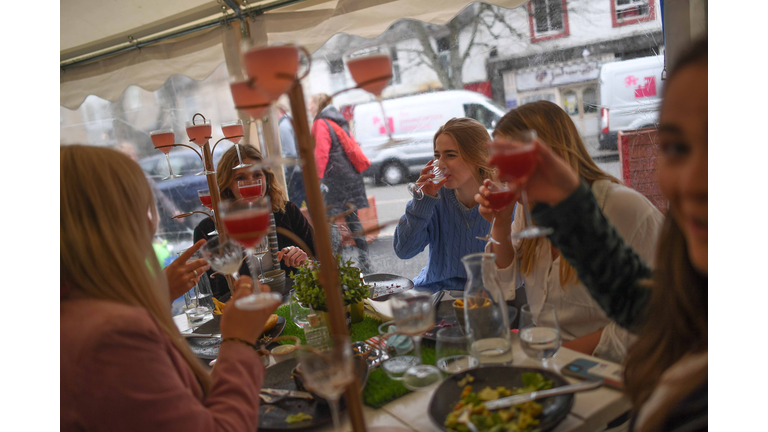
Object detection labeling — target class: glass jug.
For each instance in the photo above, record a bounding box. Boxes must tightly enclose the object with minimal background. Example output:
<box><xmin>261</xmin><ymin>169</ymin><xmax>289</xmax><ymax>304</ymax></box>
<box><xmin>461</xmin><ymin>252</ymin><xmax>513</xmax><ymax>365</ymax></box>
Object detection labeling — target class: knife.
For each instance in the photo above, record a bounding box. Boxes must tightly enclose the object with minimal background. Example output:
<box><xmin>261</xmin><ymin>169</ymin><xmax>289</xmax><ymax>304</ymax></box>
<box><xmin>431</xmin><ymin>290</ymin><xmax>445</xmax><ymax>308</ymax></box>
<box><xmin>260</xmin><ymin>388</ymin><xmax>314</xmax><ymax>400</ymax></box>
<box><xmin>483</xmin><ymin>379</ymin><xmax>603</xmax><ymax>410</ymax></box>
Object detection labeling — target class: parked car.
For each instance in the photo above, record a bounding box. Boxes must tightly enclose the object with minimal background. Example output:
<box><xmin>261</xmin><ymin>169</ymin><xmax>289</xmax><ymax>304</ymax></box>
<box><xmin>352</xmin><ymin>90</ymin><xmax>506</xmax><ymax>184</ymax></box>
<box><xmin>598</xmin><ymin>55</ymin><xmax>665</xmax><ymax>150</ymax></box>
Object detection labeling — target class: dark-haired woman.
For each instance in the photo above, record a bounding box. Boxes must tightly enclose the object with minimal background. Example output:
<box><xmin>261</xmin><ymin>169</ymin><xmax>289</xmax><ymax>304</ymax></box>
<box><xmin>480</xmin><ymin>38</ymin><xmax>708</xmax><ymax>431</ymax></box>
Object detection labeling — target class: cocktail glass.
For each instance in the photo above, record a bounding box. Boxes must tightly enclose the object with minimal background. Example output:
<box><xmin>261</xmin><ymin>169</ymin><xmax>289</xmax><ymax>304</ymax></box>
<box><xmin>476</xmin><ymin>182</ymin><xmax>515</xmax><ymax>246</ymax></box>
<box><xmin>252</xmin><ymin>235</ymin><xmax>274</xmax><ymax>284</ymax></box>
<box><xmin>221</xmin><ymin>119</ymin><xmax>251</xmax><ymax>169</ymax></box>
<box><xmin>345</xmin><ymin>49</ymin><xmax>406</xmax><ymax>149</ymax></box>
<box><xmin>185</xmin><ymin>119</ymin><xmax>215</xmax><ymax>176</ymax></box>
<box><xmin>390</xmin><ymin>291</ymin><xmax>443</xmax><ymax>390</ymax></box>
<box><xmin>489</xmin><ymin>130</ymin><xmax>553</xmax><ymax>239</ymax></box>
<box><xmin>238</xmin><ymin>179</ymin><xmax>263</xmax><ymax>200</ymax></box>
<box><xmin>200</xmin><ymin>236</ymin><xmax>244</xmax><ymax>280</ymax></box>
<box><xmin>150</xmin><ymin>129</ymin><xmax>181</xmax><ymax>180</ymax></box>
<box><xmin>406</xmin><ymin>159</ymin><xmax>446</xmax><ymax>200</ymax></box>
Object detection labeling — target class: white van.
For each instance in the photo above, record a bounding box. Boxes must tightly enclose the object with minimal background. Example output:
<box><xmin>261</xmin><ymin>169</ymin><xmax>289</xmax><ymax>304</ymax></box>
<box><xmin>598</xmin><ymin>55</ymin><xmax>665</xmax><ymax>149</ymax></box>
<box><xmin>352</xmin><ymin>90</ymin><xmax>506</xmax><ymax>184</ymax></box>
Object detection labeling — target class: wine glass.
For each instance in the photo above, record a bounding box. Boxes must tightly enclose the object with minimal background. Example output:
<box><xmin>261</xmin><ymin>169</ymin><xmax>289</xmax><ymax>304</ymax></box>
<box><xmin>289</xmin><ymin>289</ymin><xmax>311</xmax><ymax>328</ymax></box>
<box><xmin>435</xmin><ymin>327</ymin><xmax>479</xmax><ymax>374</ymax></box>
<box><xmin>221</xmin><ymin>119</ymin><xmax>251</xmax><ymax>169</ymax></box>
<box><xmin>219</xmin><ymin>196</ymin><xmax>282</xmax><ymax>310</ymax></box>
<box><xmin>238</xmin><ymin>179</ymin><xmax>263</xmax><ymax>200</ymax></box>
<box><xmin>252</xmin><ymin>235</ymin><xmax>274</xmax><ymax>284</ymax></box>
<box><xmin>297</xmin><ymin>335</ymin><xmax>355</xmax><ymax>432</ymax></box>
<box><xmin>197</xmin><ymin>190</ymin><xmax>218</xmax><ymax>236</ymax></box>
<box><xmin>519</xmin><ymin>304</ymin><xmax>562</xmax><ymax>367</ymax></box>
<box><xmin>200</xmin><ymin>237</ymin><xmax>244</xmax><ymax>280</ymax></box>
<box><xmin>476</xmin><ymin>181</ymin><xmax>515</xmax><ymax>246</ymax></box>
<box><xmin>406</xmin><ymin>159</ymin><xmax>446</xmax><ymax>200</ymax></box>
<box><xmin>345</xmin><ymin>48</ymin><xmax>406</xmax><ymax>149</ymax></box>
<box><xmin>377</xmin><ymin>321</ymin><xmax>418</xmax><ymax>381</ymax></box>
<box><xmin>390</xmin><ymin>291</ymin><xmax>443</xmax><ymax>390</ymax></box>
<box><xmin>185</xmin><ymin>119</ymin><xmax>215</xmax><ymax>176</ymax></box>
<box><xmin>489</xmin><ymin>130</ymin><xmax>553</xmax><ymax>239</ymax></box>
<box><xmin>149</xmin><ymin>129</ymin><xmax>182</xmax><ymax>180</ymax></box>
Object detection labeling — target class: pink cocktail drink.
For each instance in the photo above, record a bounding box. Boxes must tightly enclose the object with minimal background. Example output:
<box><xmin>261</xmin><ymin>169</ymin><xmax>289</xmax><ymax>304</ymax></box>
<box><xmin>230</xmin><ymin>80</ymin><xmax>271</xmax><ymax>120</ymax></box>
<box><xmin>150</xmin><ymin>132</ymin><xmax>175</xmax><ymax>154</ymax></box>
<box><xmin>487</xmin><ymin>190</ymin><xmax>517</xmax><ymax>211</ymax></box>
<box><xmin>199</xmin><ymin>193</ymin><xmax>213</xmax><ymax>210</ymax></box>
<box><xmin>222</xmin><ymin>209</ymin><xmax>271</xmax><ymax>249</ymax></box>
<box><xmin>239</xmin><ymin>183</ymin><xmax>263</xmax><ymax>199</ymax></box>
<box><xmin>489</xmin><ymin>145</ymin><xmax>537</xmax><ymax>183</ymax></box>
<box><xmin>347</xmin><ymin>55</ymin><xmax>392</xmax><ymax>96</ymax></box>
<box><xmin>222</xmin><ymin>124</ymin><xmax>244</xmax><ymax>144</ymax></box>
<box><xmin>187</xmin><ymin>124</ymin><xmax>212</xmax><ymax>146</ymax></box>
<box><xmin>243</xmin><ymin>45</ymin><xmax>300</xmax><ymax>100</ymax></box>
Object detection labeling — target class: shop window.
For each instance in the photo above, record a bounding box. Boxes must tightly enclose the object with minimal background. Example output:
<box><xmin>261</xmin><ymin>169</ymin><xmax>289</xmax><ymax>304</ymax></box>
<box><xmin>562</xmin><ymin>91</ymin><xmax>578</xmax><ymax>115</ymax></box>
<box><xmin>520</xmin><ymin>93</ymin><xmax>557</xmax><ymax>106</ymax></box>
<box><xmin>390</xmin><ymin>47</ymin><xmax>402</xmax><ymax>85</ymax></box>
<box><xmin>611</xmin><ymin>0</ymin><xmax>655</xmax><ymax>27</ymax></box>
<box><xmin>528</xmin><ymin>0</ymin><xmax>570</xmax><ymax>43</ymax></box>
<box><xmin>464</xmin><ymin>103</ymin><xmax>501</xmax><ymax>130</ymax></box>
<box><xmin>583</xmin><ymin>87</ymin><xmax>598</xmax><ymax>114</ymax></box>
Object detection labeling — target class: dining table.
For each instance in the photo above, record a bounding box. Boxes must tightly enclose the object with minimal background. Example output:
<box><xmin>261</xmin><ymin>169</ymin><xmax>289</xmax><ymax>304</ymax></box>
<box><xmin>174</xmin><ymin>310</ymin><xmax>631</xmax><ymax>432</ymax></box>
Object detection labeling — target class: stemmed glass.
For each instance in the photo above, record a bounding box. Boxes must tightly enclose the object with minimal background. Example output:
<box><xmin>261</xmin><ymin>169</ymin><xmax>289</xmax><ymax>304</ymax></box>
<box><xmin>221</xmin><ymin>119</ymin><xmax>251</xmax><ymax>169</ymax></box>
<box><xmin>345</xmin><ymin>48</ymin><xmax>406</xmax><ymax>149</ymax></box>
<box><xmin>200</xmin><ymin>237</ymin><xmax>244</xmax><ymax>280</ymax></box>
<box><xmin>197</xmin><ymin>190</ymin><xmax>218</xmax><ymax>236</ymax></box>
<box><xmin>519</xmin><ymin>304</ymin><xmax>562</xmax><ymax>368</ymax></box>
<box><xmin>297</xmin><ymin>335</ymin><xmax>355</xmax><ymax>431</ymax></box>
<box><xmin>489</xmin><ymin>130</ymin><xmax>553</xmax><ymax>239</ymax></box>
<box><xmin>238</xmin><ymin>179</ymin><xmax>263</xmax><ymax>200</ymax></box>
<box><xmin>252</xmin><ymin>236</ymin><xmax>274</xmax><ymax>284</ymax></box>
<box><xmin>407</xmin><ymin>159</ymin><xmax>446</xmax><ymax>200</ymax></box>
<box><xmin>435</xmin><ymin>327</ymin><xmax>479</xmax><ymax>374</ymax></box>
<box><xmin>476</xmin><ymin>181</ymin><xmax>515</xmax><ymax>246</ymax></box>
<box><xmin>150</xmin><ymin>129</ymin><xmax>182</xmax><ymax>180</ymax></box>
<box><xmin>186</xmin><ymin>119</ymin><xmax>215</xmax><ymax>176</ymax></box>
<box><xmin>219</xmin><ymin>196</ymin><xmax>281</xmax><ymax>310</ymax></box>
<box><xmin>289</xmin><ymin>289</ymin><xmax>311</xmax><ymax>328</ymax></box>
<box><xmin>390</xmin><ymin>291</ymin><xmax>443</xmax><ymax>390</ymax></box>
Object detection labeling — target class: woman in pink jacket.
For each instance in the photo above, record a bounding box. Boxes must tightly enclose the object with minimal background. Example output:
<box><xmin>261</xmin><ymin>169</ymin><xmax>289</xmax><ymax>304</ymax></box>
<box><xmin>61</xmin><ymin>145</ymin><xmax>280</xmax><ymax>431</ymax></box>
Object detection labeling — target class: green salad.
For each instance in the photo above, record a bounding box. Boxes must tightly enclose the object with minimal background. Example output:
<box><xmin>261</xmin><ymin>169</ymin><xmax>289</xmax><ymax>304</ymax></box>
<box><xmin>444</xmin><ymin>373</ymin><xmax>554</xmax><ymax>432</ymax></box>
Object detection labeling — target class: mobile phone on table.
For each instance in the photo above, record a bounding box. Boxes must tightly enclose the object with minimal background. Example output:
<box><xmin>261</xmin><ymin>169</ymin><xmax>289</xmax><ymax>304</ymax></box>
<box><xmin>561</xmin><ymin>358</ymin><xmax>624</xmax><ymax>390</ymax></box>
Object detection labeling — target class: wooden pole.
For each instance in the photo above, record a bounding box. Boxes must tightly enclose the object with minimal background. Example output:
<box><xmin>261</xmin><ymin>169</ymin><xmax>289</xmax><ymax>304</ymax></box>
<box><xmin>286</xmin><ymin>82</ymin><xmax>367</xmax><ymax>432</ymax></box>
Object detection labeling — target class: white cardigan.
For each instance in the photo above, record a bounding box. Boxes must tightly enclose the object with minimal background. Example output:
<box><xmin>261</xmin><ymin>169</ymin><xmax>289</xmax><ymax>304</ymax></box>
<box><xmin>497</xmin><ymin>179</ymin><xmax>665</xmax><ymax>363</ymax></box>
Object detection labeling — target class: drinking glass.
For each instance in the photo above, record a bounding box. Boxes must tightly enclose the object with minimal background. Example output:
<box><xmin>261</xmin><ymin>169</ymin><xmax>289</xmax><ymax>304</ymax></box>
<box><xmin>377</xmin><ymin>321</ymin><xmax>418</xmax><ymax>381</ymax></box>
<box><xmin>221</xmin><ymin>119</ymin><xmax>251</xmax><ymax>169</ymax></box>
<box><xmin>489</xmin><ymin>130</ymin><xmax>553</xmax><ymax>239</ymax></box>
<box><xmin>390</xmin><ymin>292</ymin><xmax>443</xmax><ymax>390</ymax></box>
<box><xmin>238</xmin><ymin>179</ymin><xmax>263</xmax><ymax>200</ymax></box>
<box><xmin>219</xmin><ymin>196</ymin><xmax>282</xmax><ymax>310</ymax></box>
<box><xmin>407</xmin><ymin>159</ymin><xmax>446</xmax><ymax>200</ymax></box>
<box><xmin>197</xmin><ymin>190</ymin><xmax>218</xmax><ymax>236</ymax></box>
<box><xmin>345</xmin><ymin>48</ymin><xmax>406</xmax><ymax>149</ymax></box>
<box><xmin>150</xmin><ymin>129</ymin><xmax>182</xmax><ymax>180</ymax></box>
<box><xmin>252</xmin><ymin>235</ymin><xmax>274</xmax><ymax>284</ymax></box>
<box><xmin>289</xmin><ymin>289</ymin><xmax>311</xmax><ymax>328</ymax></box>
<box><xmin>435</xmin><ymin>327</ymin><xmax>479</xmax><ymax>374</ymax></box>
<box><xmin>519</xmin><ymin>304</ymin><xmax>562</xmax><ymax>365</ymax></box>
<box><xmin>297</xmin><ymin>335</ymin><xmax>355</xmax><ymax>432</ymax></box>
<box><xmin>476</xmin><ymin>181</ymin><xmax>515</xmax><ymax>246</ymax></box>
<box><xmin>185</xmin><ymin>119</ymin><xmax>215</xmax><ymax>176</ymax></box>
<box><xmin>200</xmin><ymin>237</ymin><xmax>244</xmax><ymax>280</ymax></box>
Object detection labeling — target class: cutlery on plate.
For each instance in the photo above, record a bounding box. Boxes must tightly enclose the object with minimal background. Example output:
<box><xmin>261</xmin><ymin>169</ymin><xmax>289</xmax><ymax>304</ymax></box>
<box><xmin>182</xmin><ymin>333</ymin><xmax>222</xmax><ymax>338</ymax></box>
<box><xmin>457</xmin><ymin>406</ymin><xmax>479</xmax><ymax>432</ymax></box>
<box><xmin>484</xmin><ymin>379</ymin><xmax>604</xmax><ymax>410</ymax></box>
<box><xmin>261</xmin><ymin>388</ymin><xmax>313</xmax><ymax>400</ymax></box>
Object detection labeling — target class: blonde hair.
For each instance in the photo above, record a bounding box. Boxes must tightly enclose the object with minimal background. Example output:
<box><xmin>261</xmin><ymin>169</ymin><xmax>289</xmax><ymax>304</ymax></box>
<box><xmin>60</xmin><ymin>145</ymin><xmax>213</xmax><ymax>394</ymax></box>
<box><xmin>216</xmin><ymin>144</ymin><xmax>288</xmax><ymax>213</ymax></box>
<box><xmin>494</xmin><ymin>101</ymin><xmax>620</xmax><ymax>287</ymax></box>
<box><xmin>310</xmin><ymin>93</ymin><xmax>332</xmax><ymax>119</ymax></box>
<box><xmin>434</xmin><ymin>117</ymin><xmax>496</xmax><ymax>184</ymax></box>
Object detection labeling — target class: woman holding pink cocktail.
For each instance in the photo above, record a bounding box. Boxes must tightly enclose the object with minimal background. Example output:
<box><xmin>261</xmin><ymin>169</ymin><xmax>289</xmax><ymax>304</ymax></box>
<box><xmin>194</xmin><ymin>145</ymin><xmax>315</xmax><ymax>300</ymax></box>
<box><xmin>475</xmin><ymin>100</ymin><xmax>664</xmax><ymax>363</ymax></box>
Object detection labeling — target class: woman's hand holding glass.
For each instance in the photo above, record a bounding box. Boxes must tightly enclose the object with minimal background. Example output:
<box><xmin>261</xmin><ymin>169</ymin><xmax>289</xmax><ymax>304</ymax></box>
<box><xmin>476</xmin><ymin>179</ymin><xmax>517</xmax><ymax>224</ymax></box>
<box><xmin>220</xmin><ymin>276</ymin><xmax>280</xmax><ymax>344</ymax></box>
<box><xmin>412</xmin><ymin>160</ymin><xmax>448</xmax><ymax>198</ymax></box>
<box><xmin>164</xmin><ymin>239</ymin><xmax>211</xmax><ymax>300</ymax></box>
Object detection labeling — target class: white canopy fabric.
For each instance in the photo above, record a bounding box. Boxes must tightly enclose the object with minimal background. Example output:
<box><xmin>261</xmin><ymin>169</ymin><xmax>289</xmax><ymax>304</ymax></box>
<box><xmin>60</xmin><ymin>0</ymin><xmax>526</xmax><ymax>109</ymax></box>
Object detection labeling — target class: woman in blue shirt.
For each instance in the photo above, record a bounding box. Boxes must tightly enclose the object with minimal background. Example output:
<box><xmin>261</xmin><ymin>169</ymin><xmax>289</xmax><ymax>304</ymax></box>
<box><xmin>394</xmin><ymin>117</ymin><xmax>508</xmax><ymax>293</ymax></box>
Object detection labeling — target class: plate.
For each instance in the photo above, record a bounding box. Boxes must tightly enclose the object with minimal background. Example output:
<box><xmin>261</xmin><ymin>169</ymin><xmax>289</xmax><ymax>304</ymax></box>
<box><xmin>364</xmin><ymin>274</ymin><xmax>414</xmax><ymax>301</ymax></box>
<box><xmin>422</xmin><ymin>300</ymin><xmax>518</xmax><ymax>342</ymax></box>
<box><xmin>185</xmin><ymin>316</ymin><xmax>286</xmax><ymax>360</ymax></box>
<box><xmin>428</xmin><ymin>366</ymin><xmax>574</xmax><ymax>432</ymax></box>
<box><xmin>258</xmin><ymin>356</ymin><xmax>369</xmax><ymax>431</ymax></box>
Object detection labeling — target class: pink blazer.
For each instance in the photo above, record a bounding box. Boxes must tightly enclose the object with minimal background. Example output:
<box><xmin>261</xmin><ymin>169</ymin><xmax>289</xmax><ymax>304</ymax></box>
<box><xmin>61</xmin><ymin>297</ymin><xmax>265</xmax><ymax>431</ymax></box>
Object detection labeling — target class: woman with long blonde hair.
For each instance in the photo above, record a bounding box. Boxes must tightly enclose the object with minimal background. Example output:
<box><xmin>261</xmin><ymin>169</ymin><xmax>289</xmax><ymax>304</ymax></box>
<box><xmin>475</xmin><ymin>101</ymin><xmax>664</xmax><ymax>362</ymax></box>
<box><xmin>61</xmin><ymin>145</ymin><xmax>279</xmax><ymax>431</ymax></box>
<box><xmin>394</xmin><ymin>117</ymin><xmax>499</xmax><ymax>293</ymax></box>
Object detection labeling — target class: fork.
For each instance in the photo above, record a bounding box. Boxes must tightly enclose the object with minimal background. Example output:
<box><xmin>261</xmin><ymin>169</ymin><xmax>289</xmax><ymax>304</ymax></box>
<box><xmin>456</xmin><ymin>406</ymin><xmax>479</xmax><ymax>432</ymax></box>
